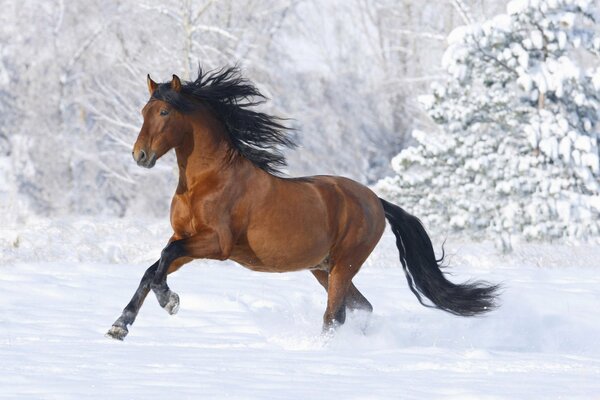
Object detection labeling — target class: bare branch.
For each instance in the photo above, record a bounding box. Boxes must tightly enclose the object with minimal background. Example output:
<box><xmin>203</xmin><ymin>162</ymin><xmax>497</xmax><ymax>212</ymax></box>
<box><xmin>451</xmin><ymin>0</ymin><xmax>475</xmax><ymax>25</ymax></box>
<box><xmin>191</xmin><ymin>0</ymin><xmax>215</xmax><ymax>25</ymax></box>
<box><xmin>391</xmin><ymin>29</ymin><xmax>447</xmax><ymax>41</ymax></box>
<box><xmin>388</xmin><ymin>74</ymin><xmax>448</xmax><ymax>83</ymax></box>
<box><xmin>53</xmin><ymin>0</ymin><xmax>65</xmax><ymax>35</ymax></box>
<box><xmin>63</xmin><ymin>21</ymin><xmax>112</xmax><ymax>80</ymax></box>
<box><xmin>73</xmin><ymin>148</ymin><xmax>137</xmax><ymax>184</ymax></box>
<box><xmin>138</xmin><ymin>3</ymin><xmax>181</xmax><ymax>22</ymax></box>
<box><xmin>190</xmin><ymin>24</ymin><xmax>238</xmax><ymax>40</ymax></box>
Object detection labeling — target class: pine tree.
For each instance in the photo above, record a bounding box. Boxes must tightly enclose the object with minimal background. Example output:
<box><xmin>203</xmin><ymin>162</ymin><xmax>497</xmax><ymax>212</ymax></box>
<box><xmin>376</xmin><ymin>0</ymin><xmax>600</xmax><ymax>249</ymax></box>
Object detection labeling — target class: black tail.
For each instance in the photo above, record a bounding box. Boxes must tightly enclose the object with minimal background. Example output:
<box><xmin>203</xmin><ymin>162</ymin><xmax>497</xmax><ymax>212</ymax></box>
<box><xmin>380</xmin><ymin>198</ymin><xmax>499</xmax><ymax>316</ymax></box>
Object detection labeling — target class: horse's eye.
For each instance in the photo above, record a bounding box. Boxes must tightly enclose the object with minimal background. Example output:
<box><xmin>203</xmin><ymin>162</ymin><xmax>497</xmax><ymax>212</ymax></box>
<box><xmin>160</xmin><ymin>109</ymin><xmax>169</xmax><ymax>116</ymax></box>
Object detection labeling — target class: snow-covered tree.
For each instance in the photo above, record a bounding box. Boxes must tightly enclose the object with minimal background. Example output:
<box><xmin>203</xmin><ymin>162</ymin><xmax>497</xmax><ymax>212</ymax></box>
<box><xmin>377</xmin><ymin>0</ymin><xmax>600</xmax><ymax>248</ymax></box>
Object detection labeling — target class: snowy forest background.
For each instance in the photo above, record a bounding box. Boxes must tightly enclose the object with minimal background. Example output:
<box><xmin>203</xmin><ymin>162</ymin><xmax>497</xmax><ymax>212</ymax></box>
<box><xmin>2</xmin><ymin>3</ymin><xmax>600</xmax><ymax>397</ymax></box>
<box><xmin>0</xmin><ymin>0</ymin><xmax>599</xmax><ymax>248</ymax></box>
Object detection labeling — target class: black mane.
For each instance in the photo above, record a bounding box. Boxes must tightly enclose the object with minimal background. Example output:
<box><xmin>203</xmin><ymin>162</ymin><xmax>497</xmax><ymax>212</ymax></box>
<box><xmin>151</xmin><ymin>66</ymin><xmax>296</xmax><ymax>174</ymax></box>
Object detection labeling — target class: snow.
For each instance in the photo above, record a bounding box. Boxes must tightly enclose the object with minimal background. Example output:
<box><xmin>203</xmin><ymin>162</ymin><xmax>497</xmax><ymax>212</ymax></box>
<box><xmin>492</xmin><ymin>14</ymin><xmax>512</xmax><ymax>32</ymax></box>
<box><xmin>377</xmin><ymin>0</ymin><xmax>600</xmax><ymax>244</ymax></box>
<box><xmin>1</xmin><ymin>0</ymin><xmax>600</xmax><ymax>396</ymax></box>
<box><xmin>447</xmin><ymin>25</ymin><xmax>471</xmax><ymax>46</ymax></box>
<box><xmin>507</xmin><ymin>0</ymin><xmax>530</xmax><ymax>15</ymax></box>
<box><xmin>1</xmin><ymin>217</ymin><xmax>599</xmax><ymax>399</ymax></box>
<box><xmin>530</xmin><ymin>30</ymin><xmax>544</xmax><ymax>50</ymax></box>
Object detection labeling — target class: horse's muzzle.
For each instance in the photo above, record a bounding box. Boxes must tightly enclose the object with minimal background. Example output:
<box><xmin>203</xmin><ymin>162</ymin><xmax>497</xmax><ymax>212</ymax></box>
<box><xmin>133</xmin><ymin>149</ymin><xmax>157</xmax><ymax>169</ymax></box>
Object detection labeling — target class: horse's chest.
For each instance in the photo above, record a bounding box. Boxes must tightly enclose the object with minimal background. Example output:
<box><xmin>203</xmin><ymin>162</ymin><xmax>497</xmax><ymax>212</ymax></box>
<box><xmin>170</xmin><ymin>194</ymin><xmax>202</xmax><ymax>237</ymax></box>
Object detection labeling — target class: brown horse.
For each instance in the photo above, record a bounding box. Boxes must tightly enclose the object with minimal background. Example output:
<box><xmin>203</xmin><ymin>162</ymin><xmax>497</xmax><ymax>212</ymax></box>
<box><xmin>106</xmin><ymin>67</ymin><xmax>498</xmax><ymax>340</ymax></box>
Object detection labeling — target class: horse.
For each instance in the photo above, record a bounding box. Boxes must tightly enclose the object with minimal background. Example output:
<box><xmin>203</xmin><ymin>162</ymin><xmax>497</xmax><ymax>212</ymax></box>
<box><xmin>106</xmin><ymin>67</ymin><xmax>499</xmax><ymax>340</ymax></box>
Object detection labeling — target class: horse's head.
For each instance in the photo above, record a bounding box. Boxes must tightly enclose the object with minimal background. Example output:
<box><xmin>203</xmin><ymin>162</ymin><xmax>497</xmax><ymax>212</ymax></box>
<box><xmin>133</xmin><ymin>75</ymin><xmax>192</xmax><ymax>168</ymax></box>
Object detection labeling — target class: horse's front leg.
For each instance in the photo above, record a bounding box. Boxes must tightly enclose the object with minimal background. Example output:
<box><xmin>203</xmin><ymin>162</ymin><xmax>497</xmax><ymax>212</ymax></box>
<box><xmin>150</xmin><ymin>229</ymin><xmax>231</xmax><ymax>315</ymax></box>
<box><xmin>150</xmin><ymin>240</ymin><xmax>187</xmax><ymax>315</ymax></box>
<box><xmin>106</xmin><ymin>260</ymin><xmax>158</xmax><ymax>340</ymax></box>
<box><xmin>106</xmin><ymin>254</ymin><xmax>191</xmax><ymax>340</ymax></box>
<box><xmin>107</xmin><ymin>229</ymin><xmax>229</xmax><ymax>340</ymax></box>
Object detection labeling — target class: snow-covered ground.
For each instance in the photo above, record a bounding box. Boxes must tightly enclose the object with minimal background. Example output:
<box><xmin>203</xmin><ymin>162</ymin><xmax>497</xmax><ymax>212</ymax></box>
<box><xmin>1</xmin><ymin>217</ymin><xmax>599</xmax><ymax>399</ymax></box>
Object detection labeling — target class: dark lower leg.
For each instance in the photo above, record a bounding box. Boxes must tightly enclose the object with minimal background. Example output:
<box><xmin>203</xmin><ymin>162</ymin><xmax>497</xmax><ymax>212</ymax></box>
<box><xmin>346</xmin><ymin>285</ymin><xmax>373</xmax><ymax>312</ymax></box>
<box><xmin>151</xmin><ymin>282</ymin><xmax>180</xmax><ymax>314</ymax></box>
<box><xmin>151</xmin><ymin>240</ymin><xmax>185</xmax><ymax>314</ymax></box>
<box><xmin>107</xmin><ymin>261</ymin><xmax>158</xmax><ymax>340</ymax></box>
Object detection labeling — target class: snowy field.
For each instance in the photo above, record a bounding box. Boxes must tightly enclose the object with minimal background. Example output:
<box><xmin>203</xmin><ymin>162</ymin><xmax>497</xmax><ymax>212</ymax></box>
<box><xmin>1</xmin><ymin>218</ymin><xmax>599</xmax><ymax>399</ymax></box>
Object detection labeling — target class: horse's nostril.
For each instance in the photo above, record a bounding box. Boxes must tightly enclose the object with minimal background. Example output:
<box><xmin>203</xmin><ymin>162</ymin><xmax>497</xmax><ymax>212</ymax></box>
<box><xmin>139</xmin><ymin>150</ymin><xmax>147</xmax><ymax>162</ymax></box>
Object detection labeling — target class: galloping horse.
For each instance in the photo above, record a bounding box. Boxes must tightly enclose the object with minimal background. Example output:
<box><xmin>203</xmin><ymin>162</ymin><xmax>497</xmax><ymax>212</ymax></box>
<box><xmin>107</xmin><ymin>67</ymin><xmax>498</xmax><ymax>340</ymax></box>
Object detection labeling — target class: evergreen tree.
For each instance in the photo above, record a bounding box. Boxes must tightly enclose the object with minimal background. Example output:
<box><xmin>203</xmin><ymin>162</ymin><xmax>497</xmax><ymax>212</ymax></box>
<box><xmin>377</xmin><ymin>0</ymin><xmax>600</xmax><ymax>249</ymax></box>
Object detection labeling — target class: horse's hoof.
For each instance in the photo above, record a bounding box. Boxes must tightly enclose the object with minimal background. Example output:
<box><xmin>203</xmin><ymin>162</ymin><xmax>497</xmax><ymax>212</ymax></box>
<box><xmin>106</xmin><ymin>325</ymin><xmax>128</xmax><ymax>341</ymax></box>
<box><xmin>164</xmin><ymin>292</ymin><xmax>180</xmax><ymax>315</ymax></box>
<box><xmin>321</xmin><ymin>321</ymin><xmax>341</xmax><ymax>336</ymax></box>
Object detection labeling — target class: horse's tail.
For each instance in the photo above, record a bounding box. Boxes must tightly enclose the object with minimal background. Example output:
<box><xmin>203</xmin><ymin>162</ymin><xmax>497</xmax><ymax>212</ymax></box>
<box><xmin>379</xmin><ymin>198</ymin><xmax>499</xmax><ymax>316</ymax></box>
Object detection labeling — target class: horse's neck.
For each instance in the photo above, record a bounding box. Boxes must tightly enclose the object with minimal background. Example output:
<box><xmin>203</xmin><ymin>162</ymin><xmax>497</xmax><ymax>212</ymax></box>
<box><xmin>174</xmin><ymin>117</ymin><xmax>255</xmax><ymax>194</ymax></box>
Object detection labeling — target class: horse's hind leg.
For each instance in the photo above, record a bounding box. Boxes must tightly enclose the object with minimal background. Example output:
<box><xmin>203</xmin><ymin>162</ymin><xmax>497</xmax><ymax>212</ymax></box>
<box><xmin>311</xmin><ymin>270</ymin><xmax>373</xmax><ymax>312</ymax></box>
<box><xmin>322</xmin><ymin>264</ymin><xmax>351</xmax><ymax>331</ymax></box>
<box><xmin>346</xmin><ymin>285</ymin><xmax>373</xmax><ymax>312</ymax></box>
<box><xmin>321</xmin><ymin>237</ymin><xmax>381</xmax><ymax>332</ymax></box>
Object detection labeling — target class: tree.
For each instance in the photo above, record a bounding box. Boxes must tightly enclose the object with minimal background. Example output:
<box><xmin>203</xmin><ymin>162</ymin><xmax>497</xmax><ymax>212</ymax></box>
<box><xmin>85</xmin><ymin>0</ymin><xmax>297</xmax><ymax>216</ymax></box>
<box><xmin>376</xmin><ymin>0</ymin><xmax>600</xmax><ymax>249</ymax></box>
<box><xmin>0</xmin><ymin>0</ymin><xmax>114</xmax><ymax>214</ymax></box>
<box><xmin>0</xmin><ymin>0</ymin><xmax>510</xmax><ymax>217</ymax></box>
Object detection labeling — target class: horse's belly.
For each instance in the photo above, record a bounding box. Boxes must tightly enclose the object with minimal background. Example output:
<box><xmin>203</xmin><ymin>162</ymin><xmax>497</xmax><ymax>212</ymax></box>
<box><xmin>230</xmin><ymin>181</ymin><xmax>333</xmax><ymax>272</ymax></box>
<box><xmin>230</xmin><ymin>230</ymin><xmax>330</xmax><ymax>273</ymax></box>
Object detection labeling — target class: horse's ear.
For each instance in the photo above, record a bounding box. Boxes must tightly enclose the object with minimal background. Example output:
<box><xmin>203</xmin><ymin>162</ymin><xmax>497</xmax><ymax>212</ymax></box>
<box><xmin>147</xmin><ymin>74</ymin><xmax>158</xmax><ymax>95</ymax></box>
<box><xmin>171</xmin><ymin>74</ymin><xmax>182</xmax><ymax>92</ymax></box>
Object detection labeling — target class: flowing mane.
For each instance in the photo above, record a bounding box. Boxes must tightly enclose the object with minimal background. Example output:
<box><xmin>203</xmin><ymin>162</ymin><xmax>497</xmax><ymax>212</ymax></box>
<box><xmin>150</xmin><ymin>66</ymin><xmax>296</xmax><ymax>174</ymax></box>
